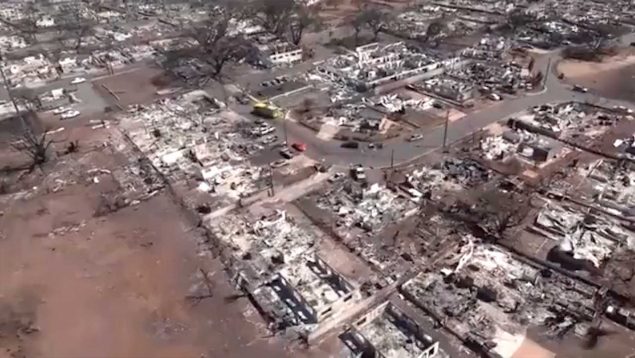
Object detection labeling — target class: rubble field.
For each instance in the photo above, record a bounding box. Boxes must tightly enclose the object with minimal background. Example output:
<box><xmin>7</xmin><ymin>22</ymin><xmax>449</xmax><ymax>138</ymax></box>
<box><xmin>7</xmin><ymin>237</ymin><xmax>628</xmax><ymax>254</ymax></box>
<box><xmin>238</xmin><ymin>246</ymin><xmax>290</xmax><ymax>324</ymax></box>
<box><xmin>209</xmin><ymin>204</ymin><xmax>370</xmax><ymax>333</ymax></box>
<box><xmin>401</xmin><ymin>238</ymin><xmax>635</xmax><ymax>358</ymax></box>
<box><xmin>0</xmin><ymin>0</ymin><xmax>634</xmax><ymax>357</ymax></box>
<box><xmin>117</xmin><ymin>91</ymin><xmax>285</xmax><ymax>212</ymax></box>
<box><xmin>301</xmin><ymin>179</ymin><xmax>420</xmax><ymax>272</ymax></box>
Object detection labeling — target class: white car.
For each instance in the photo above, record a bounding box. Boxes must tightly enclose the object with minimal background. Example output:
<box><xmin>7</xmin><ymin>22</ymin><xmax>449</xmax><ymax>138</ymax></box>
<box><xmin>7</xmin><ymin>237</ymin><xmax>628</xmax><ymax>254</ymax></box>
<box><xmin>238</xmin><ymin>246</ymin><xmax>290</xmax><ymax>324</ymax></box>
<box><xmin>488</xmin><ymin>93</ymin><xmax>502</xmax><ymax>101</ymax></box>
<box><xmin>53</xmin><ymin>106</ymin><xmax>71</xmax><ymax>114</ymax></box>
<box><xmin>61</xmin><ymin>110</ymin><xmax>80</xmax><ymax>119</ymax></box>
<box><xmin>261</xmin><ymin>134</ymin><xmax>278</xmax><ymax>144</ymax></box>
<box><xmin>70</xmin><ymin>77</ymin><xmax>86</xmax><ymax>84</ymax></box>
<box><xmin>408</xmin><ymin>134</ymin><xmax>424</xmax><ymax>142</ymax></box>
<box><xmin>259</xmin><ymin>126</ymin><xmax>275</xmax><ymax>135</ymax></box>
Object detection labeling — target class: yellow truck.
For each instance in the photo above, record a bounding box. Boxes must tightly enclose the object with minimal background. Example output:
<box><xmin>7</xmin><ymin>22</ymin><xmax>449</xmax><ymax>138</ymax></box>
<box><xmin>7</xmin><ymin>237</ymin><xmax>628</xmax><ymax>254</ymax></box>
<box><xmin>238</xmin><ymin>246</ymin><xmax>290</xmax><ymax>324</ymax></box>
<box><xmin>252</xmin><ymin>101</ymin><xmax>284</xmax><ymax>119</ymax></box>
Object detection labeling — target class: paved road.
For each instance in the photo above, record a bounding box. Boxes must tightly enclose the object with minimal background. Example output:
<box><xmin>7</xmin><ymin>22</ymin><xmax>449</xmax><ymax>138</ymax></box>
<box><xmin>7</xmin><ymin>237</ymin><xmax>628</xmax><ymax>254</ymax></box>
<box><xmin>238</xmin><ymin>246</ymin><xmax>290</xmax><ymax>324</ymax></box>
<box><xmin>271</xmin><ymin>32</ymin><xmax>635</xmax><ymax>169</ymax></box>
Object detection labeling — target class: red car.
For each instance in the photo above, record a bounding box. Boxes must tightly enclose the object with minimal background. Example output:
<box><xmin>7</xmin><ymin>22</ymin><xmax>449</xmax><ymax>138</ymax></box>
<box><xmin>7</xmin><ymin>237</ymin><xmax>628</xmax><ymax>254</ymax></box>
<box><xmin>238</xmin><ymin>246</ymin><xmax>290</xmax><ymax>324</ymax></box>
<box><xmin>292</xmin><ymin>142</ymin><xmax>307</xmax><ymax>152</ymax></box>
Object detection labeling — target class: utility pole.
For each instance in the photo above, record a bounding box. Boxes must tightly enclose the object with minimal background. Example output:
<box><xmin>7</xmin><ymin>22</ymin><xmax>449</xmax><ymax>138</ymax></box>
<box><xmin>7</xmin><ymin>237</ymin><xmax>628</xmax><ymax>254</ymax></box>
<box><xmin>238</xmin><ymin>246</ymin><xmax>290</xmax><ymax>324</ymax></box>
<box><xmin>269</xmin><ymin>164</ymin><xmax>275</xmax><ymax>197</ymax></box>
<box><xmin>543</xmin><ymin>57</ymin><xmax>551</xmax><ymax>88</ymax></box>
<box><xmin>442</xmin><ymin>108</ymin><xmax>449</xmax><ymax>153</ymax></box>
<box><xmin>283</xmin><ymin>111</ymin><xmax>288</xmax><ymax>146</ymax></box>
<box><xmin>390</xmin><ymin>149</ymin><xmax>394</xmax><ymax>169</ymax></box>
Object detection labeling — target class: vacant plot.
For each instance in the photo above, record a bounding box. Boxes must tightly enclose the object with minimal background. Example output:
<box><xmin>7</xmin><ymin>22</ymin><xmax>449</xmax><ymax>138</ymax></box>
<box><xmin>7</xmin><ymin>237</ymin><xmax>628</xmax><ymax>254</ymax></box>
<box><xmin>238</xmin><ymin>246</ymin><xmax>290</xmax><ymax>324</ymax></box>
<box><xmin>0</xmin><ymin>125</ymin><xmax>292</xmax><ymax>358</ymax></box>
<box><xmin>93</xmin><ymin>65</ymin><xmax>168</xmax><ymax>108</ymax></box>
<box><xmin>558</xmin><ymin>48</ymin><xmax>635</xmax><ymax>102</ymax></box>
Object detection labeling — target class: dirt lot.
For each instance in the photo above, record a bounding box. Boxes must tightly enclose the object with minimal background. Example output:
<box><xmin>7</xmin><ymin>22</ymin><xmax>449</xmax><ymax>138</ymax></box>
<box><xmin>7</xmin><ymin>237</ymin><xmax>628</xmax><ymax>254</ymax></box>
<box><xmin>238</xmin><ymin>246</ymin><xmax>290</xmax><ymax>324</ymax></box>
<box><xmin>92</xmin><ymin>66</ymin><xmax>168</xmax><ymax>108</ymax></box>
<box><xmin>318</xmin><ymin>0</ymin><xmax>411</xmax><ymax>25</ymax></box>
<box><xmin>558</xmin><ymin>48</ymin><xmax>635</xmax><ymax>102</ymax></box>
<box><xmin>0</xmin><ymin>125</ymin><xmax>292</xmax><ymax>358</ymax></box>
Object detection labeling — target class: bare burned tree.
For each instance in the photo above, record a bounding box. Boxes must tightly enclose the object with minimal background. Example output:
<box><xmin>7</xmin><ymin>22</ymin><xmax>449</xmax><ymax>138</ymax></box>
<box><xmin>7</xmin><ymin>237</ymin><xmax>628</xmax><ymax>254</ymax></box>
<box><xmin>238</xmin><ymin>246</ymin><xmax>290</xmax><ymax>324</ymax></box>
<box><xmin>0</xmin><ymin>2</ymin><xmax>41</xmax><ymax>44</ymax></box>
<box><xmin>55</xmin><ymin>6</ymin><xmax>94</xmax><ymax>51</ymax></box>
<box><xmin>299</xmin><ymin>97</ymin><xmax>315</xmax><ymax>113</ymax></box>
<box><xmin>471</xmin><ymin>188</ymin><xmax>529</xmax><ymax>239</ymax></box>
<box><xmin>506</xmin><ymin>9</ymin><xmax>536</xmax><ymax>32</ymax></box>
<box><xmin>352</xmin><ymin>13</ymin><xmax>366</xmax><ymax>45</ymax></box>
<box><xmin>162</xmin><ymin>1</ymin><xmax>252</xmax><ymax>82</ymax></box>
<box><xmin>12</xmin><ymin>130</ymin><xmax>55</xmax><ymax>169</ymax></box>
<box><xmin>65</xmin><ymin>140</ymin><xmax>79</xmax><ymax>154</ymax></box>
<box><xmin>11</xmin><ymin>87</ymin><xmax>39</xmax><ymax>112</ymax></box>
<box><xmin>204</xmin><ymin>36</ymin><xmax>250</xmax><ymax>80</ymax></box>
<box><xmin>287</xmin><ymin>6</ymin><xmax>320</xmax><ymax>46</ymax></box>
<box><xmin>186</xmin><ymin>268</ymin><xmax>215</xmax><ymax>306</ymax></box>
<box><xmin>21</xmin><ymin>19</ymin><xmax>39</xmax><ymax>45</ymax></box>
<box><xmin>255</xmin><ymin>0</ymin><xmax>297</xmax><ymax>35</ymax></box>
<box><xmin>360</xmin><ymin>6</ymin><xmax>389</xmax><ymax>40</ymax></box>
<box><xmin>188</xmin><ymin>1</ymin><xmax>249</xmax><ymax>50</ymax></box>
<box><xmin>322</xmin><ymin>0</ymin><xmax>339</xmax><ymax>9</ymax></box>
<box><xmin>426</xmin><ymin>20</ymin><xmax>445</xmax><ymax>41</ymax></box>
<box><xmin>164</xmin><ymin>33</ymin><xmax>249</xmax><ymax>83</ymax></box>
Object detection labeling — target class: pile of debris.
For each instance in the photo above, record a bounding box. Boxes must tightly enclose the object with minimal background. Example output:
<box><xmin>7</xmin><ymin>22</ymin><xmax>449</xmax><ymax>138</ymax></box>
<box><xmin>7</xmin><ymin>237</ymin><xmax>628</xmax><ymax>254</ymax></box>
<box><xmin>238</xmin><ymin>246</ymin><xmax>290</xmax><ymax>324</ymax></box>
<box><xmin>532</xmin><ymin>202</ymin><xmax>635</xmax><ymax>270</ymax></box>
<box><xmin>436</xmin><ymin>158</ymin><xmax>491</xmax><ymax>188</ymax></box>
<box><xmin>447</xmin><ymin>60</ymin><xmax>532</xmax><ymax>95</ymax></box>
<box><xmin>367</xmin><ymin>93</ymin><xmax>431</xmax><ymax>114</ymax></box>
<box><xmin>118</xmin><ymin>91</ymin><xmax>271</xmax><ymax>209</ymax></box>
<box><xmin>401</xmin><ymin>239</ymin><xmax>600</xmax><ymax>356</ymax></box>
<box><xmin>586</xmin><ymin>160</ymin><xmax>635</xmax><ymax>218</ymax></box>
<box><xmin>416</xmin><ymin>77</ymin><xmax>475</xmax><ymax>103</ymax></box>
<box><xmin>212</xmin><ymin>210</ymin><xmax>355</xmax><ymax>331</ymax></box>
<box><xmin>316</xmin><ymin>182</ymin><xmax>417</xmax><ymax>233</ymax></box>
<box><xmin>312</xmin><ymin>42</ymin><xmax>446</xmax><ymax>91</ymax></box>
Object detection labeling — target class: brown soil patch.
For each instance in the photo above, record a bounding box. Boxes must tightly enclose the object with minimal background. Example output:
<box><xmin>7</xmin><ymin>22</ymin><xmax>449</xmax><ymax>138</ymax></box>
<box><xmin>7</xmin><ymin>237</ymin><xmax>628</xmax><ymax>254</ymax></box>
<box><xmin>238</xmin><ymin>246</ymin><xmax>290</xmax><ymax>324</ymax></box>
<box><xmin>511</xmin><ymin>338</ymin><xmax>555</xmax><ymax>358</ymax></box>
<box><xmin>558</xmin><ymin>48</ymin><xmax>635</xmax><ymax>102</ymax></box>
<box><xmin>0</xmin><ymin>125</ymin><xmax>291</xmax><ymax>358</ymax></box>
<box><xmin>318</xmin><ymin>0</ymin><xmax>411</xmax><ymax>25</ymax></box>
<box><xmin>92</xmin><ymin>66</ymin><xmax>167</xmax><ymax>107</ymax></box>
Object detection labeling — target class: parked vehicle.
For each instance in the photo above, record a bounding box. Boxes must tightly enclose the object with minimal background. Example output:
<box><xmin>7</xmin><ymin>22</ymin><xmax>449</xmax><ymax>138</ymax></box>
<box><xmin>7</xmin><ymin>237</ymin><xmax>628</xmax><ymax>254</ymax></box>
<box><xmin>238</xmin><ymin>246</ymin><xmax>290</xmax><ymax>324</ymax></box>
<box><xmin>341</xmin><ymin>141</ymin><xmax>359</xmax><ymax>149</ymax></box>
<box><xmin>70</xmin><ymin>77</ymin><xmax>86</xmax><ymax>84</ymax></box>
<box><xmin>53</xmin><ymin>106</ymin><xmax>71</xmax><ymax>114</ymax></box>
<box><xmin>572</xmin><ymin>85</ymin><xmax>588</xmax><ymax>93</ymax></box>
<box><xmin>252</xmin><ymin>125</ymin><xmax>275</xmax><ymax>136</ymax></box>
<box><xmin>408</xmin><ymin>134</ymin><xmax>424</xmax><ymax>142</ymax></box>
<box><xmin>279</xmin><ymin>148</ymin><xmax>294</xmax><ymax>159</ymax></box>
<box><xmin>61</xmin><ymin>110</ymin><xmax>80</xmax><ymax>119</ymax></box>
<box><xmin>261</xmin><ymin>134</ymin><xmax>278</xmax><ymax>144</ymax></box>
<box><xmin>291</xmin><ymin>142</ymin><xmax>307</xmax><ymax>152</ymax></box>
